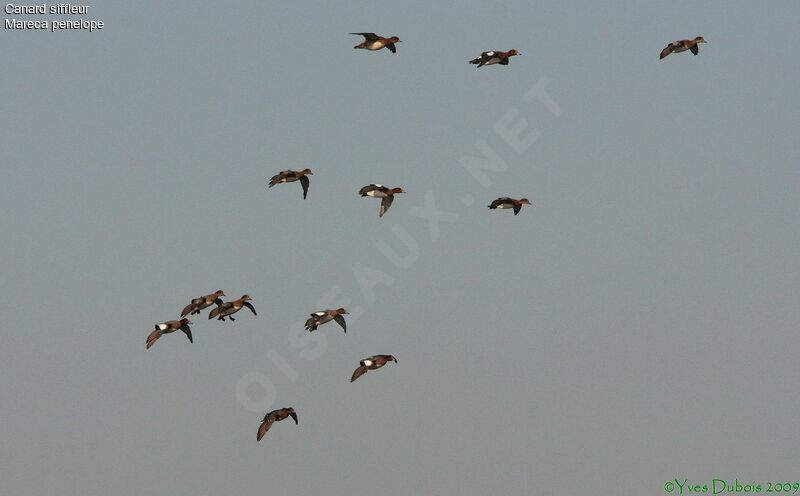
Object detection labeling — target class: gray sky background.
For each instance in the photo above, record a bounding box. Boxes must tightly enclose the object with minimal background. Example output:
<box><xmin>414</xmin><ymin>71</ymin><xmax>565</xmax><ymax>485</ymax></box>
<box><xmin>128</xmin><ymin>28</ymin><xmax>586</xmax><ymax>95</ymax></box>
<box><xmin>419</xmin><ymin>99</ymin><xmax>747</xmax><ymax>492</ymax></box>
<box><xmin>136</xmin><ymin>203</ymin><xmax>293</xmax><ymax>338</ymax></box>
<box><xmin>2</xmin><ymin>1</ymin><xmax>799</xmax><ymax>494</ymax></box>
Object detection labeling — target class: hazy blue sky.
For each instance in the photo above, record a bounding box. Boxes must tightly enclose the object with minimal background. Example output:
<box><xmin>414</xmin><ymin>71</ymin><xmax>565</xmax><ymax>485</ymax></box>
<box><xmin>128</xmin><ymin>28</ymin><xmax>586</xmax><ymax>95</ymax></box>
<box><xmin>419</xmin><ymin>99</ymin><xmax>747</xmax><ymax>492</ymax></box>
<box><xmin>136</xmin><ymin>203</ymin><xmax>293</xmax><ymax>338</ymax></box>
<box><xmin>2</xmin><ymin>1</ymin><xmax>799</xmax><ymax>494</ymax></box>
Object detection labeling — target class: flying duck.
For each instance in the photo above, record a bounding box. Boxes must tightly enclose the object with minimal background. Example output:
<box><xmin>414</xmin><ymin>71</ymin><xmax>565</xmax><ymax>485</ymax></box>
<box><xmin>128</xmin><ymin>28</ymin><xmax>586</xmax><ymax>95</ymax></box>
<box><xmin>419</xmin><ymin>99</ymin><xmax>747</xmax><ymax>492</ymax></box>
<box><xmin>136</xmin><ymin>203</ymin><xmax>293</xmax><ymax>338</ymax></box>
<box><xmin>257</xmin><ymin>407</ymin><xmax>298</xmax><ymax>442</ymax></box>
<box><xmin>660</xmin><ymin>36</ymin><xmax>706</xmax><ymax>59</ymax></box>
<box><xmin>488</xmin><ymin>197</ymin><xmax>531</xmax><ymax>215</ymax></box>
<box><xmin>305</xmin><ymin>308</ymin><xmax>349</xmax><ymax>333</ymax></box>
<box><xmin>146</xmin><ymin>318</ymin><xmax>192</xmax><ymax>349</ymax></box>
<box><xmin>181</xmin><ymin>290</ymin><xmax>225</xmax><ymax>317</ymax></box>
<box><xmin>469</xmin><ymin>49</ymin><xmax>520</xmax><ymax>67</ymax></box>
<box><xmin>350</xmin><ymin>32</ymin><xmax>401</xmax><ymax>53</ymax></box>
<box><xmin>208</xmin><ymin>295</ymin><xmax>257</xmax><ymax>322</ymax></box>
<box><xmin>351</xmin><ymin>355</ymin><xmax>397</xmax><ymax>382</ymax></box>
<box><xmin>268</xmin><ymin>168</ymin><xmax>313</xmax><ymax>200</ymax></box>
<box><xmin>359</xmin><ymin>184</ymin><xmax>405</xmax><ymax>217</ymax></box>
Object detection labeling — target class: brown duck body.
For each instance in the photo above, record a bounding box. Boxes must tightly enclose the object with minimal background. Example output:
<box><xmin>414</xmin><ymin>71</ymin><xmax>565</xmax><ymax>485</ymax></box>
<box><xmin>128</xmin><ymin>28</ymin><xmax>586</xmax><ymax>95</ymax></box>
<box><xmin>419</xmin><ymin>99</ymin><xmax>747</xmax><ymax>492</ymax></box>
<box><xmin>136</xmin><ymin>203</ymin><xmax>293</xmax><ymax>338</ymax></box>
<box><xmin>268</xmin><ymin>168</ymin><xmax>313</xmax><ymax>199</ymax></box>
<box><xmin>488</xmin><ymin>197</ymin><xmax>531</xmax><ymax>215</ymax></box>
<box><xmin>351</xmin><ymin>355</ymin><xmax>397</xmax><ymax>382</ymax></box>
<box><xmin>181</xmin><ymin>290</ymin><xmax>225</xmax><ymax>317</ymax></box>
<box><xmin>359</xmin><ymin>184</ymin><xmax>405</xmax><ymax>217</ymax></box>
<box><xmin>257</xmin><ymin>407</ymin><xmax>298</xmax><ymax>441</ymax></box>
<box><xmin>146</xmin><ymin>318</ymin><xmax>192</xmax><ymax>349</ymax></box>
<box><xmin>660</xmin><ymin>36</ymin><xmax>706</xmax><ymax>59</ymax></box>
<box><xmin>469</xmin><ymin>49</ymin><xmax>520</xmax><ymax>67</ymax></box>
<box><xmin>209</xmin><ymin>295</ymin><xmax>257</xmax><ymax>321</ymax></box>
<box><xmin>305</xmin><ymin>308</ymin><xmax>349</xmax><ymax>332</ymax></box>
<box><xmin>350</xmin><ymin>32</ymin><xmax>401</xmax><ymax>53</ymax></box>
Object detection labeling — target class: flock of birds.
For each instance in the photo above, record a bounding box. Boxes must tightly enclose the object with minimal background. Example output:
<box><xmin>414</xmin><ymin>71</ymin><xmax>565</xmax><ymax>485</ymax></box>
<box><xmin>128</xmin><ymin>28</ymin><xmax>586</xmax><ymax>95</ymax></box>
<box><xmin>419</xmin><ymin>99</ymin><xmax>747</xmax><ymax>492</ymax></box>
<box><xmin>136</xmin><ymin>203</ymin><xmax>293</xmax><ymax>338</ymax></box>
<box><xmin>146</xmin><ymin>31</ymin><xmax>708</xmax><ymax>442</ymax></box>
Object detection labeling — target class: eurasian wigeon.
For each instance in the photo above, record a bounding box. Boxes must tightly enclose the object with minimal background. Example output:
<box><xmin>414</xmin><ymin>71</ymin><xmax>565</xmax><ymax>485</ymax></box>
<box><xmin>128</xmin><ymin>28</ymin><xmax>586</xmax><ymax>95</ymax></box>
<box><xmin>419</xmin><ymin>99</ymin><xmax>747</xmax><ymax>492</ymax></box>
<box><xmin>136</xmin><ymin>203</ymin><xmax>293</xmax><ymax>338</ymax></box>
<box><xmin>181</xmin><ymin>290</ymin><xmax>225</xmax><ymax>318</ymax></box>
<box><xmin>488</xmin><ymin>197</ymin><xmax>532</xmax><ymax>216</ymax></box>
<box><xmin>469</xmin><ymin>49</ymin><xmax>520</xmax><ymax>67</ymax></box>
<box><xmin>305</xmin><ymin>308</ymin><xmax>349</xmax><ymax>333</ymax></box>
<box><xmin>351</xmin><ymin>355</ymin><xmax>397</xmax><ymax>382</ymax></box>
<box><xmin>268</xmin><ymin>168</ymin><xmax>313</xmax><ymax>200</ymax></box>
<box><xmin>146</xmin><ymin>318</ymin><xmax>192</xmax><ymax>349</ymax></box>
<box><xmin>350</xmin><ymin>32</ymin><xmax>401</xmax><ymax>53</ymax></box>
<box><xmin>257</xmin><ymin>407</ymin><xmax>298</xmax><ymax>442</ymax></box>
<box><xmin>208</xmin><ymin>295</ymin><xmax>257</xmax><ymax>322</ymax></box>
<box><xmin>359</xmin><ymin>184</ymin><xmax>405</xmax><ymax>217</ymax></box>
<box><xmin>660</xmin><ymin>36</ymin><xmax>706</xmax><ymax>59</ymax></box>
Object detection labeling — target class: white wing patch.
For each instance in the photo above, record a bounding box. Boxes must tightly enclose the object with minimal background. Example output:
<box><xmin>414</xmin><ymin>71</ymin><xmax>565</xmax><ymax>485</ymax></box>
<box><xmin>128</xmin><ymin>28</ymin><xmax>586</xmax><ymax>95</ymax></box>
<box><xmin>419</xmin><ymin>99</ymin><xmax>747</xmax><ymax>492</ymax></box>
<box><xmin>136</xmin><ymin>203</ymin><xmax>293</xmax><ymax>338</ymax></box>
<box><xmin>363</xmin><ymin>360</ymin><xmax>373</xmax><ymax>366</ymax></box>
<box><xmin>313</xmin><ymin>311</ymin><xmax>326</xmax><ymax>316</ymax></box>
<box><xmin>485</xmin><ymin>51</ymin><xmax>495</xmax><ymax>56</ymax></box>
<box><xmin>157</xmin><ymin>323</ymin><xmax>169</xmax><ymax>330</ymax></box>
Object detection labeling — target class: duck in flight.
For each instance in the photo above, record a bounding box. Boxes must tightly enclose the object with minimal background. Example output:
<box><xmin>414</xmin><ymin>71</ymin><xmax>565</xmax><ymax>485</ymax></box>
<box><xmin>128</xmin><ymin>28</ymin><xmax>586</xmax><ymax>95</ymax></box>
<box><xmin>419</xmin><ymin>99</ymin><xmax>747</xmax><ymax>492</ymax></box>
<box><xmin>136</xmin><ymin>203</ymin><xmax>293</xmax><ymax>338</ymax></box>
<box><xmin>350</xmin><ymin>32</ymin><xmax>401</xmax><ymax>53</ymax></box>
<box><xmin>351</xmin><ymin>355</ymin><xmax>397</xmax><ymax>382</ymax></box>
<box><xmin>305</xmin><ymin>308</ymin><xmax>349</xmax><ymax>333</ymax></box>
<box><xmin>660</xmin><ymin>36</ymin><xmax>706</xmax><ymax>59</ymax></box>
<box><xmin>359</xmin><ymin>184</ymin><xmax>405</xmax><ymax>217</ymax></box>
<box><xmin>488</xmin><ymin>197</ymin><xmax>531</xmax><ymax>216</ymax></box>
<box><xmin>146</xmin><ymin>318</ymin><xmax>192</xmax><ymax>349</ymax></box>
<box><xmin>257</xmin><ymin>407</ymin><xmax>298</xmax><ymax>442</ymax></box>
<box><xmin>469</xmin><ymin>49</ymin><xmax>520</xmax><ymax>67</ymax></box>
<box><xmin>208</xmin><ymin>295</ymin><xmax>257</xmax><ymax>322</ymax></box>
<box><xmin>181</xmin><ymin>290</ymin><xmax>225</xmax><ymax>317</ymax></box>
<box><xmin>268</xmin><ymin>169</ymin><xmax>313</xmax><ymax>200</ymax></box>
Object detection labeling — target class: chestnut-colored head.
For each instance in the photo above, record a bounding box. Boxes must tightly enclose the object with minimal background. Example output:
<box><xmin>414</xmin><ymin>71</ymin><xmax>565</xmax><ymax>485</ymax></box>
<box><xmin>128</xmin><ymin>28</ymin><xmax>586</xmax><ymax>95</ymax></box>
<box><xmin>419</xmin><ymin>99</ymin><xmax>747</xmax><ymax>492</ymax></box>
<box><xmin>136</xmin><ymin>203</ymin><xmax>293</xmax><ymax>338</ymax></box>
<box><xmin>180</xmin><ymin>318</ymin><xmax>192</xmax><ymax>325</ymax></box>
<box><xmin>241</xmin><ymin>294</ymin><xmax>252</xmax><ymax>301</ymax></box>
<box><xmin>336</xmin><ymin>307</ymin><xmax>349</xmax><ymax>314</ymax></box>
<box><xmin>518</xmin><ymin>198</ymin><xmax>531</xmax><ymax>205</ymax></box>
<box><xmin>391</xmin><ymin>187</ymin><xmax>405</xmax><ymax>194</ymax></box>
<box><xmin>508</xmin><ymin>49</ymin><xmax>520</xmax><ymax>56</ymax></box>
<box><xmin>300</xmin><ymin>168</ymin><xmax>313</xmax><ymax>175</ymax></box>
<box><xmin>214</xmin><ymin>290</ymin><xmax>226</xmax><ymax>297</ymax></box>
<box><xmin>388</xmin><ymin>36</ymin><xmax>401</xmax><ymax>43</ymax></box>
<box><xmin>694</xmin><ymin>36</ymin><xmax>706</xmax><ymax>43</ymax></box>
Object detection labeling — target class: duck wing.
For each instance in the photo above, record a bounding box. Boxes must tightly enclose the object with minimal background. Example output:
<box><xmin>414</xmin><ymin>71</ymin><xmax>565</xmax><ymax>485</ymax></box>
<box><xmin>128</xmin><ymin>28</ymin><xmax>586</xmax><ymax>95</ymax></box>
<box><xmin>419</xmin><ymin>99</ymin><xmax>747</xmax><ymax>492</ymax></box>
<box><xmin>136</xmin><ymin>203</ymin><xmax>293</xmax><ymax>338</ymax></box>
<box><xmin>145</xmin><ymin>329</ymin><xmax>163</xmax><ymax>349</ymax></box>
<box><xmin>351</xmin><ymin>365</ymin><xmax>369</xmax><ymax>382</ymax></box>
<box><xmin>299</xmin><ymin>175</ymin><xmax>310</xmax><ymax>199</ymax></box>
<box><xmin>689</xmin><ymin>43</ymin><xmax>699</xmax><ymax>55</ymax></box>
<box><xmin>333</xmin><ymin>314</ymin><xmax>347</xmax><ymax>333</ymax></box>
<box><xmin>180</xmin><ymin>324</ymin><xmax>193</xmax><ymax>343</ymax></box>
<box><xmin>180</xmin><ymin>302</ymin><xmax>195</xmax><ymax>318</ymax></box>
<box><xmin>350</xmin><ymin>32</ymin><xmax>379</xmax><ymax>42</ymax></box>
<box><xmin>257</xmin><ymin>418</ymin><xmax>274</xmax><ymax>441</ymax></box>
<box><xmin>289</xmin><ymin>411</ymin><xmax>298</xmax><ymax>424</ymax></box>
<box><xmin>243</xmin><ymin>301</ymin><xmax>257</xmax><ymax>316</ymax></box>
<box><xmin>379</xmin><ymin>195</ymin><xmax>394</xmax><ymax>217</ymax></box>
<box><xmin>386</xmin><ymin>43</ymin><xmax>397</xmax><ymax>53</ymax></box>
<box><xmin>660</xmin><ymin>44</ymin><xmax>676</xmax><ymax>60</ymax></box>
<box><xmin>513</xmin><ymin>204</ymin><xmax>522</xmax><ymax>215</ymax></box>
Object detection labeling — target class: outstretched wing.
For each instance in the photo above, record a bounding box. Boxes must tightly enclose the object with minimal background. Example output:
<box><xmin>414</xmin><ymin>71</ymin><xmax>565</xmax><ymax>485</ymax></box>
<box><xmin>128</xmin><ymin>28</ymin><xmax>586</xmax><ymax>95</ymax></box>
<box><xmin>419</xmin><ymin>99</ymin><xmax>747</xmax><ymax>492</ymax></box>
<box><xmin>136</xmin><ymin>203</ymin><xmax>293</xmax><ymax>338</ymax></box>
<box><xmin>146</xmin><ymin>329</ymin><xmax>163</xmax><ymax>349</ymax></box>
<box><xmin>513</xmin><ymin>204</ymin><xmax>521</xmax><ymax>215</ymax></box>
<box><xmin>299</xmin><ymin>175</ymin><xmax>310</xmax><ymax>200</ymax></box>
<box><xmin>181</xmin><ymin>324</ymin><xmax>193</xmax><ymax>343</ymax></box>
<box><xmin>359</xmin><ymin>184</ymin><xmax>375</xmax><ymax>196</ymax></box>
<box><xmin>488</xmin><ymin>198</ymin><xmax>503</xmax><ymax>209</ymax></box>
<box><xmin>180</xmin><ymin>303</ymin><xmax>194</xmax><ymax>318</ymax></box>
<box><xmin>350</xmin><ymin>32</ymin><xmax>379</xmax><ymax>42</ymax></box>
<box><xmin>689</xmin><ymin>44</ymin><xmax>699</xmax><ymax>55</ymax></box>
<box><xmin>333</xmin><ymin>314</ymin><xmax>347</xmax><ymax>333</ymax></box>
<box><xmin>351</xmin><ymin>365</ymin><xmax>369</xmax><ymax>382</ymax></box>
<box><xmin>386</xmin><ymin>43</ymin><xmax>397</xmax><ymax>53</ymax></box>
<box><xmin>660</xmin><ymin>44</ymin><xmax>676</xmax><ymax>60</ymax></box>
<box><xmin>257</xmin><ymin>418</ymin><xmax>273</xmax><ymax>441</ymax></box>
<box><xmin>289</xmin><ymin>411</ymin><xmax>298</xmax><ymax>424</ymax></box>
<box><xmin>379</xmin><ymin>195</ymin><xmax>394</xmax><ymax>217</ymax></box>
<box><xmin>243</xmin><ymin>301</ymin><xmax>257</xmax><ymax>316</ymax></box>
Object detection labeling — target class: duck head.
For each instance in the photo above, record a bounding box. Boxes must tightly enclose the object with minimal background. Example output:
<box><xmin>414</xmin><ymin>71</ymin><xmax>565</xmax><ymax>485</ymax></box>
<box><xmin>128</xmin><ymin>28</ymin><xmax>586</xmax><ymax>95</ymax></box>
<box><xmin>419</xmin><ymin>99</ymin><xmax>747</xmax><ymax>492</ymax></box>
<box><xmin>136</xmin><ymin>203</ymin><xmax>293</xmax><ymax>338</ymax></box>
<box><xmin>694</xmin><ymin>36</ymin><xmax>707</xmax><ymax>43</ymax></box>
<box><xmin>518</xmin><ymin>198</ymin><xmax>532</xmax><ymax>205</ymax></box>
<box><xmin>388</xmin><ymin>36</ymin><xmax>401</xmax><ymax>44</ymax></box>
<box><xmin>214</xmin><ymin>290</ymin><xmax>226</xmax><ymax>297</ymax></box>
<box><xmin>336</xmin><ymin>307</ymin><xmax>349</xmax><ymax>315</ymax></box>
<box><xmin>300</xmin><ymin>168</ymin><xmax>313</xmax><ymax>175</ymax></box>
<box><xmin>241</xmin><ymin>294</ymin><xmax>253</xmax><ymax>302</ymax></box>
<box><xmin>180</xmin><ymin>318</ymin><xmax>192</xmax><ymax>326</ymax></box>
<box><xmin>508</xmin><ymin>49</ymin><xmax>521</xmax><ymax>56</ymax></box>
<box><xmin>391</xmin><ymin>187</ymin><xmax>405</xmax><ymax>194</ymax></box>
